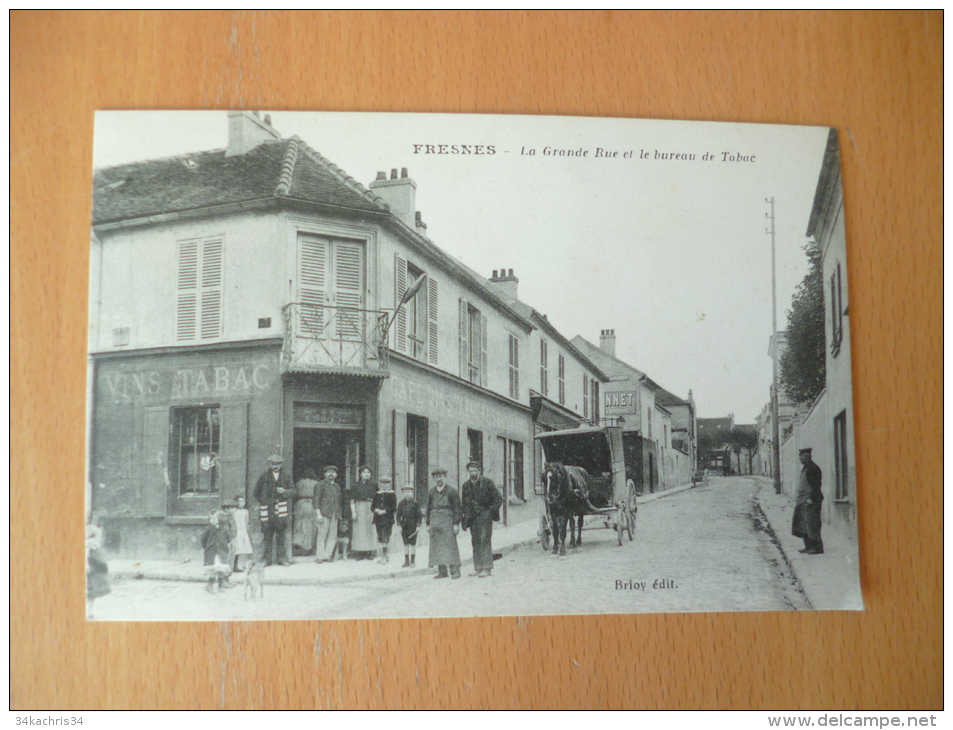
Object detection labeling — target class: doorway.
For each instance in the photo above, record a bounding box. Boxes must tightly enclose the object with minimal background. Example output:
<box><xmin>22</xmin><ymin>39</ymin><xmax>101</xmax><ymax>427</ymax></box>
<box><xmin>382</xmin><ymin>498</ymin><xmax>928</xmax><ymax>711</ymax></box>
<box><xmin>293</xmin><ymin>429</ymin><xmax>363</xmax><ymax>488</ymax></box>
<box><xmin>407</xmin><ymin>415</ymin><xmax>429</xmax><ymax>504</ymax></box>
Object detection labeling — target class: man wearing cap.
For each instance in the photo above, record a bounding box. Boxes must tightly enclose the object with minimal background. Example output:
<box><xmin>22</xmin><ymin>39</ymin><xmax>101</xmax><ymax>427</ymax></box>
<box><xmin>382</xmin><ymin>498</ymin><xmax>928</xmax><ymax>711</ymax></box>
<box><xmin>792</xmin><ymin>447</ymin><xmax>824</xmax><ymax>555</ymax></box>
<box><xmin>461</xmin><ymin>461</ymin><xmax>504</xmax><ymax>578</ymax></box>
<box><xmin>313</xmin><ymin>465</ymin><xmax>342</xmax><ymax>563</ymax></box>
<box><xmin>253</xmin><ymin>454</ymin><xmax>297</xmax><ymax>566</ymax></box>
<box><xmin>426</xmin><ymin>467</ymin><xmax>462</xmax><ymax>579</ymax></box>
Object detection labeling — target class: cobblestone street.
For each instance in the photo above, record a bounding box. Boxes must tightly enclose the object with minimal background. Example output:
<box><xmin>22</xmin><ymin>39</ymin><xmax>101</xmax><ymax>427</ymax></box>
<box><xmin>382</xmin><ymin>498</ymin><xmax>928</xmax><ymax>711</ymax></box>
<box><xmin>91</xmin><ymin>477</ymin><xmax>808</xmax><ymax>621</ymax></box>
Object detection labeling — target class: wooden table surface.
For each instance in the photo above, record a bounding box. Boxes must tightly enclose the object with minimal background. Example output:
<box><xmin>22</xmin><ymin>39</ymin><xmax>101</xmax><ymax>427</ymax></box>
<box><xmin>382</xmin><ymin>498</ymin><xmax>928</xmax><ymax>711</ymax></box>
<box><xmin>11</xmin><ymin>11</ymin><xmax>942</xmax><ymax>710</ymax></box>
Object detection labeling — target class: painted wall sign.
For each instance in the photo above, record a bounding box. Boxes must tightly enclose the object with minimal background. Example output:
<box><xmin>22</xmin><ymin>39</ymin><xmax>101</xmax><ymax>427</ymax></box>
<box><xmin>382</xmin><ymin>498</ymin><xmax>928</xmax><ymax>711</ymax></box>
<box><xmin>604</xmin><ymin>390</ymin><xmax>638</xmax><ymax>415</ymax></box>
<box><xmin>100</xmin><ymin>362</ymin><xmax>274</xmax><ymax>402</ymax></box>
<box><xmin>294</xmin><ymin>403</ymin><xmax>364</xmax><ymax>427</ymax></box>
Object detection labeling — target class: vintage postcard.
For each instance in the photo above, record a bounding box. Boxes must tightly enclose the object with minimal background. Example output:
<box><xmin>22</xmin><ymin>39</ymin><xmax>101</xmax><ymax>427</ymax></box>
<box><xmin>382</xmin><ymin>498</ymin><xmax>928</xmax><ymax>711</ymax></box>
<box><xmin>86</xmin><ymin>111</ymin><xmax>861</xmax><ymax>620</ymax></box>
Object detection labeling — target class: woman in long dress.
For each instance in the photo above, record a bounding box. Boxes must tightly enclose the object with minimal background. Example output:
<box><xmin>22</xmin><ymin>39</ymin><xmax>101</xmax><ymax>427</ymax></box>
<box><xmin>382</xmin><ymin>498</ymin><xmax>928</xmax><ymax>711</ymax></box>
<box><xmin>350</xmin><ymin>466</ymin><xmax>378</xmax><ymax>560</ymax></box>
<box><xmin>292</xmin><ymin>468</ymin><xmax>319</xmax><ymax>556</ymax></box>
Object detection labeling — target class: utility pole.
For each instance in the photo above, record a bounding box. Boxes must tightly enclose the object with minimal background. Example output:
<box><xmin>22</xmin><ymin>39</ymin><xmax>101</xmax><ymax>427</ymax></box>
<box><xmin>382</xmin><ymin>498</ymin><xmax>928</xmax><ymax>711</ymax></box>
<box><xmin>766</xmin><ymin>197</ymin><xmax>782</xmax><ymax>495</ymax></box>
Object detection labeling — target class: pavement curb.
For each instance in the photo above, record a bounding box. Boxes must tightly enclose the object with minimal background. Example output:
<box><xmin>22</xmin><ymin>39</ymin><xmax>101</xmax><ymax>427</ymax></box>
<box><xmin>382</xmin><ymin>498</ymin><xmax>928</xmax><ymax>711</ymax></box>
<box><xmin>112</xmin><ymin>532</ymin><xmax>545</xmax><ymax>587</ymax></box>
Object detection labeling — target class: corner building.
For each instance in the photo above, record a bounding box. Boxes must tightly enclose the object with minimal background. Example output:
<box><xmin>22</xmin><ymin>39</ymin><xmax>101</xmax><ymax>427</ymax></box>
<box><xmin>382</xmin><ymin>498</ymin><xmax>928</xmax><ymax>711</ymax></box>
<box><xmin>89</xmin><ymin>112</ymin><xmax>546</xmax><ymax>557</ymax></box>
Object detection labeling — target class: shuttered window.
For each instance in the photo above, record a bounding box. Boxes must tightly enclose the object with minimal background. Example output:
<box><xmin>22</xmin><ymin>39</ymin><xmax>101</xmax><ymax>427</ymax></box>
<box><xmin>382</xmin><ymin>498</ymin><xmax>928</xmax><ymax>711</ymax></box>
<box><xmin>298</xmin><ymin>233</ymin><xmax>364</xmax><ymax>339</ymax></box>
<box><xmin>299</xmin><ymin>235</ymin><xmax>328</xmax><ymax>335</ymax></box>
<box><xmin>177</xmin><ymin>237</ymin><xmax>223</xmax><ymax>341</ymax></box>
<box><xmin>459</xmin><ymin>299</ymin><xmax>486</xmax><ymax>386</ymax></box>
<box><xmin>396</xmin><ymin>256</ymin><xmax>438</xmax><ymax>364</ymax></box>
<box><xmin>508</xmin><ymin>333</ymin><xmax>520</xmax><ymax>400</ymax></box>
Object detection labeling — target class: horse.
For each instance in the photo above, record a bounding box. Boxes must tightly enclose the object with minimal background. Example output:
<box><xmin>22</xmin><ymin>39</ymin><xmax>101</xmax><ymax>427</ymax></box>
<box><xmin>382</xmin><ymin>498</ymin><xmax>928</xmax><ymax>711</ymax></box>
<box><xmin>542</xmin><ymin>462</ymin><xmax>589</xmax><ymax>556</ymax></box>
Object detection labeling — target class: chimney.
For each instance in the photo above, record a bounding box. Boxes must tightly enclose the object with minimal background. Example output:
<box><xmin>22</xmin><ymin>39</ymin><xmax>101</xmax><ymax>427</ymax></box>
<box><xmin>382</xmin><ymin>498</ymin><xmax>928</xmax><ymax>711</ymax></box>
<box><xmin>369</xmin><ymin>167</ymin><xmax>417</xmax><ymax>228</ymax></box>
<box><xmin>226</xmin><ymin>111</ymin><xmax>281</xmax><ymax>157</ymax></box>
<box><xmin>415</xmin><ymin>211</ymin><xmax>428</xmax><ymax>236</ymax></box>
<box><xmin>600</xmin><ymin>329</ymin><xmax>616</xmax><ymax>357</ymax></box>
<box><xmin>488</xmin><ymin>268</ymin><xmax>519</xmax><ymax>301</ymax></box>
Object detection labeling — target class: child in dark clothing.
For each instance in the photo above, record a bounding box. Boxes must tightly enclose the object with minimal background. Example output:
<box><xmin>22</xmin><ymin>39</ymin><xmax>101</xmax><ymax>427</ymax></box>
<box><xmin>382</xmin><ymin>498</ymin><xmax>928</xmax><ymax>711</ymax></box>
<box><xmin>201</xmin><ymin>510</ymin><xmax>235</xmax><ymax>594</ymax></box>
<box><xmin>371</xmin><ymin>476</ymin><xmax>397</xmax><ymax>564</ymax></box>
<box><xmin>395</xmin><ymin>485</ymin><xmax>423</xmax><ymax>568</ymax></box>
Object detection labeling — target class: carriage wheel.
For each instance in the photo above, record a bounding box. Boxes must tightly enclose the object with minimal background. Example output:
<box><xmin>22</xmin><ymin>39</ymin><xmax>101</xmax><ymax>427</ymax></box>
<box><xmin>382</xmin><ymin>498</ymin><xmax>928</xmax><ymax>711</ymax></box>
<box><xmin>627</xmin><ymin>505</ymin><xmax>637</xmax><ymax>541</ymax></box>
<box><xmin>539</xmin><ymin>513</ymin><xmax>551</xmax><ymax>551</ymax></box>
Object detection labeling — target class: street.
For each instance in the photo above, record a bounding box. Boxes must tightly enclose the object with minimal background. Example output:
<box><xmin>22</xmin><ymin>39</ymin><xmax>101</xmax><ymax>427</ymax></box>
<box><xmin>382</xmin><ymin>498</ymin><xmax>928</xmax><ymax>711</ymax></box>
<box><xmin>90</xmin><ymin>477</ymin><xmax>808</xmax><ymax>621</ymax></box>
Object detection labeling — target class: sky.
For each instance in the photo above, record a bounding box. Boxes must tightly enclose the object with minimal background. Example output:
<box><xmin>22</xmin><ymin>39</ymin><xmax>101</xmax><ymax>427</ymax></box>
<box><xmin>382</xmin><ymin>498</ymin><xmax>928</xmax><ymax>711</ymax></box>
<box><xmin>93</xmin><ymin>111</ymin><xmax>832</xmax><ymax>421</ymax></box>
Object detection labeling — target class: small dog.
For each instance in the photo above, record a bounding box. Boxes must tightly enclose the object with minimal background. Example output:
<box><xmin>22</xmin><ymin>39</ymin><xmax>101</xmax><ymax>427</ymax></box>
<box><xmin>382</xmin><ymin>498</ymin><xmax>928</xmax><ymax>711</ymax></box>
<box><xmin>243</xmin><ymin>560</ymin><xmax>265</xmax><ymax>601</ymax></box>
<box><xmin>332</xmin><ymin>536</ymin><xmax>350</xmax><ymax>562</ymax></box>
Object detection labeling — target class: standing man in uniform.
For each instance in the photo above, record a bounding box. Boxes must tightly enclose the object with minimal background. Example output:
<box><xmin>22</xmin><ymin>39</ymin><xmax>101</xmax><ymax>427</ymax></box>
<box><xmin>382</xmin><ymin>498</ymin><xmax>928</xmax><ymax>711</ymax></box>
<box><xmin>792</xmin><ymin>447</ymin><xmax>824</xmax><ymax>555</ymax></box>
<box><xmin>426</xmin><ymin>467</ymin><xmax>462</xmax><ymax>579</ymax></box>
<box><xmin>253</xmin><ymin>453</ymin><xmax>296</xmax><ymax>566</ymax></box>
<box><xmin>461</xmin><ymin>461</ymin><xmax>503</xmax><ymax>578</ymax></box>
<box><xmin>313</xmin><ymin>465</ymin><xmax>342</xmax><ymax>563</ymax></box>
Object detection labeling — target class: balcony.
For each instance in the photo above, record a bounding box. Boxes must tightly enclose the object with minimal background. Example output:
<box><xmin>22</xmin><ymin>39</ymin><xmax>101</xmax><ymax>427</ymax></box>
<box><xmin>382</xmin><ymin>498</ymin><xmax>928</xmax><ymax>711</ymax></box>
<box><xmin>282</xmin><ymin>302</ymin><xmax>389</xmax><ymax>377</ymax></box>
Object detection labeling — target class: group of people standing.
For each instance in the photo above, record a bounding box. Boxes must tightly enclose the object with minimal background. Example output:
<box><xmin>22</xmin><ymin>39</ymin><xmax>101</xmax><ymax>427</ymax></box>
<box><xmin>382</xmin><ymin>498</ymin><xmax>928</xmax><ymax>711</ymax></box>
<box><xmin>251</xmin><ymin>453</ymin><xmax>504</xmax><ymax>579</ymax></box>
<box><xmin>287</xmin><ymin>462</ymin><xmax>396</xmax><ymax>563</ymax></box>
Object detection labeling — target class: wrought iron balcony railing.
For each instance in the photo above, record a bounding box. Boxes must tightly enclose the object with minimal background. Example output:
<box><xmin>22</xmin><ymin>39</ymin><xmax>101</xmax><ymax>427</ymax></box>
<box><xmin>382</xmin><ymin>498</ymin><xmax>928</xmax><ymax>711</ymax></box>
<box><xmin>282</xmin><ymin>303</ymin><xmax>389</xmax><ymax>376</ymax></box>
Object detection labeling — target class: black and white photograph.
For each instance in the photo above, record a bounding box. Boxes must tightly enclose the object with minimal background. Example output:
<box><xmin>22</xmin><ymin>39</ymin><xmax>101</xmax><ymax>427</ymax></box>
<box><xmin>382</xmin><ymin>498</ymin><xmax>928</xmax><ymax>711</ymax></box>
<box><xmin>86</xmin><ymin>110</ymin><xmax>861</xmax><ymax>620</ymax></box>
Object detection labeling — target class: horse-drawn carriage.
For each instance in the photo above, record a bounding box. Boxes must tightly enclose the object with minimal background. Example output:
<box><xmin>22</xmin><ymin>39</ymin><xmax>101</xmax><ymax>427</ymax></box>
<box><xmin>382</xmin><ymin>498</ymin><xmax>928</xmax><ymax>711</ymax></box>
<box><xmin>535</xmin><ymin>425</ymin><xmax>637</xmax><ymax>555</ymax></box>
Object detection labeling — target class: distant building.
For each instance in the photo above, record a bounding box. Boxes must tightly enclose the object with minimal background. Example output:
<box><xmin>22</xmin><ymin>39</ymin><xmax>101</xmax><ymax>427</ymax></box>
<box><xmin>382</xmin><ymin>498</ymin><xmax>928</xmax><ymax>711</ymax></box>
<box><xmin>697</xmin><ymin>416</ymin><xmax>733</xmax><ymax>475</ymax></box>
<box><xmin>572</xmin><ymin>331</ymin><xmax>695</xmax><ymax>492</ymax></box>
<box><xmin>486</xmin><ymin>269</ymin><xmax>610</xmax><ymax>496</ymax></box>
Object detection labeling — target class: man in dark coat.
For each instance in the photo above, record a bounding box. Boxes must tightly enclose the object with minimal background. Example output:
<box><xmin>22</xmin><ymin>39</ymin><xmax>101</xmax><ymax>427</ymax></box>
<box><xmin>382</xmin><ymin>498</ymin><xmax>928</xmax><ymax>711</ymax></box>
<box><xmin>792</xmin><ymin>447</ymin><xmax>824</xmax><ymax>555</ymax></box>
<box><xmin>253</xmin><ymin>453</ymin><xmax>296</xmax><ymax>566</ymax></box>
<box><xmin>461</xmin><ymin>461</ymin><xmax>504</xmax><ymax>578</ymax></box>
<box><xmin>426</xmin><ymin>467</ymin><xmax>462</xmax><ymax>579</ymax></box>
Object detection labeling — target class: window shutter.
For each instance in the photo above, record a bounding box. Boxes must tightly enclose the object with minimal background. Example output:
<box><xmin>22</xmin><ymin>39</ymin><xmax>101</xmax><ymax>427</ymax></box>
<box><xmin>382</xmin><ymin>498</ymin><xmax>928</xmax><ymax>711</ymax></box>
<box><xmin>508</xmin><ymin>334</ymin><xmax>519</xmax><ymax>399</ymax></box>
<box><xmin>335</xmin><ymin>242</ymin><xmax>363</xmax><ymax>340</ymax></box>
<box><xmin>395</xmin><ymin>254</ymin><xmax>407</xmax><ymax>352</ymax></box>
<box><xmin>480</xmin><ymin>313</ymin><xmax>488</xmax><ymax>388</ymax></box>
<box><xmin>459</xmin><ymin>298</ymin><xmax>469</xmax><ymax>378</ymax></box>
<box><xmin>176</xmin><ymin>240</ymin><xmax>199</xmax><ymax>341</ymax></box>
<box><xmin>200</xmin><ymin>238</ymin><xmax>223</xmax><ymax>339</ymax></box>
<box><xmin>218</xmin><ymin>402</ymin><xmax>248</xmax><ymax>502</ymax></box>
<box><xmin>300</xmin><ymin>235</ymin><xmax>327</xmax><ymax>335</ymax></box>
<box><xmin>428</xmin><ymin>277</ymin><xmax>439</xmax><ymax>365</ymax></box>
<box><xmin>142</xmin><ymin>406</ymin><xmax>169</xmax><ymax>516</ymax></box>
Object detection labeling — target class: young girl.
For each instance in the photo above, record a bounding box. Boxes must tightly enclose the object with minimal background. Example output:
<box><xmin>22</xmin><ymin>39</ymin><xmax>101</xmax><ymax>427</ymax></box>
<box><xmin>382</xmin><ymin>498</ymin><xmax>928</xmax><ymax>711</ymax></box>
<box><xmin>201</xmin><ymin>510</ymin><xmax>234</xmax><ymax>593</ymax></box>
<box><xmin>231</xmin><ymin>495</ymin><xmax>254</xmax><ymax>572</ymax></box>
<box><xmin>371</xmin><ymin>476</ymin><xmax>397</xmax><ymax>564</ymax></box>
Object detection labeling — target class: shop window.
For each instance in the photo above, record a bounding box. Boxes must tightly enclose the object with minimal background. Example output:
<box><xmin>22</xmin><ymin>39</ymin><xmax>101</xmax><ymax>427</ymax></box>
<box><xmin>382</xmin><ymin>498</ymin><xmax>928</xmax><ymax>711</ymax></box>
<box><xmin>176</xmin><ymin>237</ymin><xmax>223</xmax><ymax>341</ymax></box>
<box><xmin>558</xmin><ymin>354</ymin><xmax>565</xmax><ymax>405</ymax></box>
<box><xmin>834</xmin><ymin>410</ymin><xmax>849</xmax><ymax>500</ymax></box>
<box><xmin>459</xmin><ymin>299</ymin><xmax>487</xmax><ymax>386</ymax></box>
<box><xmin>172</xmin><ymin>406</ymin><xmax>220</xmax><ymax>495</ymax></box>
<box><xmin>508</xmin><ymin>333</ymin><xmax>520</xmax><ymax>400</ymax></box>
<box><xmin>540</xmin><ymin>340</ymin><xmax>549</xmax><ymax>397</ymax></box>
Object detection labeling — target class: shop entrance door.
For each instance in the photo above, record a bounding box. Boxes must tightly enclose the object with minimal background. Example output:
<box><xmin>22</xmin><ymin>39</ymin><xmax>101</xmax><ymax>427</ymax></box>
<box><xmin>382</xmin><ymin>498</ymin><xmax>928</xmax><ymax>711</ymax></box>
<box><xmin>293</xmin><ymin>429</ymin><xmax>362</xmax><ymax>484</ymax></box>
<box><xmin>406</xmin><ymin>415</ymin><xmax>429</xmax><ymax>504</ymax></box>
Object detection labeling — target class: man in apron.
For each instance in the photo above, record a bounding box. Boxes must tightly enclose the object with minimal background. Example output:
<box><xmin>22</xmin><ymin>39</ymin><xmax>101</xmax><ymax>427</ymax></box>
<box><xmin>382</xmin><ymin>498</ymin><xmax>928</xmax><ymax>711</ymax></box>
<box><xmin>425</xmin><ymin>467</ymin><xmax>462</xmax><ymax>579</ymax></box>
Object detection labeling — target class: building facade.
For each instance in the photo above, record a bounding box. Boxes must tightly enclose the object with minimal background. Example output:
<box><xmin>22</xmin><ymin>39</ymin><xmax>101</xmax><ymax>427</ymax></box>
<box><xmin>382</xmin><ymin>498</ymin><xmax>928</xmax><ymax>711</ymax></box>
<box><xmin>88</xmin><ymin>112</ymin><xmax>595</xmax><ymax>557</ymax></box>
<box><xmin>571</xmin><ymin>331</ymin><xmax>695</xmax><ymax>494</ymax></box>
